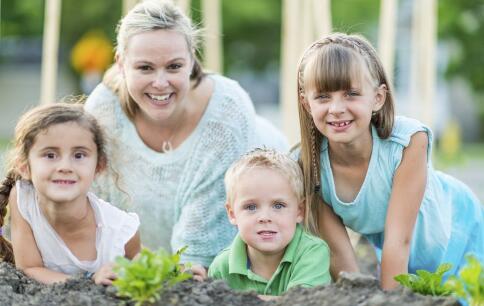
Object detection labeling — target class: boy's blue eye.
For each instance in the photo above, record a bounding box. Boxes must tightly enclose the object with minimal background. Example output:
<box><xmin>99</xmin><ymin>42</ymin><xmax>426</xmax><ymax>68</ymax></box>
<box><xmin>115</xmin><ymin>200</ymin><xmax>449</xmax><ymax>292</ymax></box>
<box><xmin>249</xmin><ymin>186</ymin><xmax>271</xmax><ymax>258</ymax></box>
<box><xmin>273</xmin><ymin>202</ymin><xmax>285</xmax><ymax>209</ymax></box>
<box><xmin>347</xmin><ymin>90</ymin><xmax>360</xmax><ymax>96</ymax></box>
<box><xmin>245</xmin><ymin>204</ymin><xmax>257</xmax><ymax>211</ymax></box>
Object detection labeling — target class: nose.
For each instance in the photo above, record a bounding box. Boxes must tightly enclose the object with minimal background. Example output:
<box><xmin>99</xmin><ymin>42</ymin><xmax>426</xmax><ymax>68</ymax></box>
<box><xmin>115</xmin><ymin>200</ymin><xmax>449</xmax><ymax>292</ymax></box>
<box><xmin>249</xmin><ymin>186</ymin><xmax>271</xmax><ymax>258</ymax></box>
<box><xmin>257</xmin><ymin>209</ymin><xmax>272</xmax><ymax>224</ymax></box>
<box><xmin>328</xmin><ymin>96</ymin><xmax>346</xmax><ymax>114</ymax></box>
<box><xmin>152</xmin><ymin>71</ymin><xmax>169</xmax><ymax>89</ymax></box>
<box><xmin>57</xmin><ymin>157</ymin><xmax>73</xmax><ymax>173</ymax></box>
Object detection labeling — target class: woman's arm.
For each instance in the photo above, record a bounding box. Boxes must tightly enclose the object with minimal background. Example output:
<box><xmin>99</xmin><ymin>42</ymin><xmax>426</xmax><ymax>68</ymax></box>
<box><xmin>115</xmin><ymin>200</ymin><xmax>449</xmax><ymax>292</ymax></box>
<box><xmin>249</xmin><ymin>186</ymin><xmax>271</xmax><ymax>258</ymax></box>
<box><xmin>9</xmin><ymin>187</ymin><xmax>70</xmax><ymax>284</ymax></box>
<box><xmin>381</xmin><ymin>131</ymin><xmax>428</xmax><ymax>290</ymax></box>
<box><xmin>318</xmin><ymin>198</ymin><xmax>359</xmax><ymax>279</ymax></box>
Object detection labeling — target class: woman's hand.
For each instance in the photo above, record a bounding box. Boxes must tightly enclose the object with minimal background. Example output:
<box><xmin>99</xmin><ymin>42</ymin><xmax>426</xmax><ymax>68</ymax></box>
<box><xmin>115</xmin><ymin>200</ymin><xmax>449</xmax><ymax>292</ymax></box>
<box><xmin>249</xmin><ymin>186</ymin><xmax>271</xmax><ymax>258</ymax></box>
<box><xmin>92</xmin><ymin>263</ymin><xmax>117</xmax><ymax>285</ymax></box>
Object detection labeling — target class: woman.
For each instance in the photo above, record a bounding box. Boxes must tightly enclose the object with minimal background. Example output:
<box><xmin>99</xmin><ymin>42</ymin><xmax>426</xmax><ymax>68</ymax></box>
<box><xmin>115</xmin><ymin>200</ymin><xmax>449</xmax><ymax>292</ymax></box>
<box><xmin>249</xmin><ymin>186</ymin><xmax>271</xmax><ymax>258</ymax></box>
<box><xmin>85</xmin><ymin>0</ymin><xmax>288</xmax><ymax>267</ymax></box>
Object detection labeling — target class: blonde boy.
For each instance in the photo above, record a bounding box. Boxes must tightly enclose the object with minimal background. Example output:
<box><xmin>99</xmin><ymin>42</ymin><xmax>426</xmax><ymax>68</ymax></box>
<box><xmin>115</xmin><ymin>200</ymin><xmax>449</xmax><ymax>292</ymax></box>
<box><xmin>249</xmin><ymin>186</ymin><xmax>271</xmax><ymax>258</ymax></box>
<box><xmin>208</xmin><ymin>149</ymin><xmax>330</xmax><ymax>298</ymax></box>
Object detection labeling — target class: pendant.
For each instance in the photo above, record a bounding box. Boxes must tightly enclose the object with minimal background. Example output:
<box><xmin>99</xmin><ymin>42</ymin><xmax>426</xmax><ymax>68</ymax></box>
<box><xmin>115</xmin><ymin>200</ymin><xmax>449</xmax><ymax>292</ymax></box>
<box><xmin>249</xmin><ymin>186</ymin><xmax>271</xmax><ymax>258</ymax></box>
<box><xmin>162</xmin><ymin>141</ymin><xmax>173</xmax><ymax>152</ymax></box>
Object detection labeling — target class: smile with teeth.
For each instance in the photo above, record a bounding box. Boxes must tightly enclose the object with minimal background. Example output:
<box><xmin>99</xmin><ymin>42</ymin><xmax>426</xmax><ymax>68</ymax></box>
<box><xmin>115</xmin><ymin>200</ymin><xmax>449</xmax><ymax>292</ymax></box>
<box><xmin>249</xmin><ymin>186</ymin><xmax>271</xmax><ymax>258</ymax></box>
<box><xmin>329</xmin><ymin>120</ymin><xmax>351</xmax><ymax>127</ymax></box>
<box><xmin>148</xmin><ymin>93</ymin><xmax>171</xmax><ymax>101</ymax></box>
<box><xmin>258</xmin><ymin>230</ymin><xmax>277</xmax><ymax>237</ymax></box>
<box><xmin>52</xmin><ymin>179</ymin><xmax>76</xmax><ymax>184</ymax></box>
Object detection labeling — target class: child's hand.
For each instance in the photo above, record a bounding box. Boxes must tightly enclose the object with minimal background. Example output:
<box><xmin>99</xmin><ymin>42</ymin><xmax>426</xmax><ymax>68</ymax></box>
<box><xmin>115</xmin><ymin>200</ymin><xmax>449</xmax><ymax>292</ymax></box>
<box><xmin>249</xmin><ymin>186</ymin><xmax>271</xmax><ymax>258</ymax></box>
<box><xmin>93</xmin><ymin>263</ymin><xmax>116</xmax><ymax>285</ymax></box>
<box><xmin>184</xmin><ymin>264</ymin><xmax>207</xmax><ymax>282</ymax></box>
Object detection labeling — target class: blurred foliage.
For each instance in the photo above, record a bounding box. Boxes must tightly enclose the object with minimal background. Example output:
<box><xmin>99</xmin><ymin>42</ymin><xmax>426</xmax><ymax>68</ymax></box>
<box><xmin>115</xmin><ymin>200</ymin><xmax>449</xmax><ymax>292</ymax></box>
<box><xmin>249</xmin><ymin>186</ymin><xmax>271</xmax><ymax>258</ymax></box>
<box><xmin>0</xmin><ymin>0</ymin><xmax>482</xmax><ymax>104</ymax></box>
<box><xmin>1</xmin><ymin>0</ymin><xmax>44</xmax><ymax>36</ymax></box>
<box><xmin>438</xmin><ymin>0</ymin><xmax>484</xmax><ymax>136</ymax></box>
<box><xmin>0</xmin><ymin>0</ymin><xmax>120</xmax><ymax>56</ymax></box>
<box><xmin>439</xmin><ymin>0</ymin><xmax>484</xmax><ymax>93</ymax></box>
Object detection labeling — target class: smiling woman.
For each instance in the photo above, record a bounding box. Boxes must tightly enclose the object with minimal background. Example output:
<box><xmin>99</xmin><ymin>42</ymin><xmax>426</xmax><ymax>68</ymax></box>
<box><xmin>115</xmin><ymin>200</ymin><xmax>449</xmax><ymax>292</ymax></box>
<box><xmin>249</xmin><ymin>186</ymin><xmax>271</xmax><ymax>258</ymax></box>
<box><xmin>84</xmin><ymin>0</ymin><xmax>288</xmax><ymax>269</ymax></box>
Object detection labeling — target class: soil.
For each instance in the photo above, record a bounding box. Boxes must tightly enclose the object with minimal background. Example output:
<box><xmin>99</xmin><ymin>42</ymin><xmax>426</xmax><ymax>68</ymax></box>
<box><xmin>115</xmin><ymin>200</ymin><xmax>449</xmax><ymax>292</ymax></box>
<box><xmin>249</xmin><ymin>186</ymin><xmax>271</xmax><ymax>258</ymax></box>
<box><xmin>0</xmin><ymin>261</ymin><xmax>459</xmax><ymax>306</ymax></box>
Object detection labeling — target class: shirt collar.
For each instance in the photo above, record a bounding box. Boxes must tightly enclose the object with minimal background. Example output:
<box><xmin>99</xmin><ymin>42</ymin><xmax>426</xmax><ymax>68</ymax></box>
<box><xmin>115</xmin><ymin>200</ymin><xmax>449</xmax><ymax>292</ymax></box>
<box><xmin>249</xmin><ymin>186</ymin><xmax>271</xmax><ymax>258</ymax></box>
<box><xmin>227</xmin><ymin>224</ymin><xmax>304</xmax><ymax>275</ymax></box>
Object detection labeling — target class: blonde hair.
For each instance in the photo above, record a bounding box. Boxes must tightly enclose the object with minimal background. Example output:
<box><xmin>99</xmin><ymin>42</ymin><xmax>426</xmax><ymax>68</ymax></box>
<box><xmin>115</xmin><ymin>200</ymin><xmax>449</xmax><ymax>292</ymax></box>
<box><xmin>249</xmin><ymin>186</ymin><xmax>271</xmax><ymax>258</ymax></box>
<box><xmin>224</xmin><ymin>148</ymin><xmax>304</xmax><ymax>206</ymax></box>
<box><xmin>0</xmin><ymin>103</ymin><xmax>108</xmax><ymax>264</ymax></box>
<box><xmin>296</xmin><ymin>33</ymin><xmax>395</xmax><ymax>234</ymax></box>
<box><xmin>103</xmin><ymin>0</ymin><xmax>205</xmax><ymax>121</ymax></box>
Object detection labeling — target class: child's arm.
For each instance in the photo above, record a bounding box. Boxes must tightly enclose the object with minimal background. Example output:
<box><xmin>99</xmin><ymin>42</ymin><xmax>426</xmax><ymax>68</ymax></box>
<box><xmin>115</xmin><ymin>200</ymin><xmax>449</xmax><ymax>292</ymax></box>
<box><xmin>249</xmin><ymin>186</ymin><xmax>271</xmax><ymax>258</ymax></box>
<box><xmin>124</xmin><ymin>230</ymin><xmax>141</xmax><ymax>260</ymax></box>
<box><xmin>9</xmin><ymin>187</ymin><xmax>70</xmax><ymax>284</ymax></box>
<box><xmin>318</xmin><ymin>198</ymin><xmax>359</xmax><ymax>279</ymax></box>
<box><xmin>381</xmin><ymin>131</ymin><xmax>428</xmax><ymax>290</ymax></box>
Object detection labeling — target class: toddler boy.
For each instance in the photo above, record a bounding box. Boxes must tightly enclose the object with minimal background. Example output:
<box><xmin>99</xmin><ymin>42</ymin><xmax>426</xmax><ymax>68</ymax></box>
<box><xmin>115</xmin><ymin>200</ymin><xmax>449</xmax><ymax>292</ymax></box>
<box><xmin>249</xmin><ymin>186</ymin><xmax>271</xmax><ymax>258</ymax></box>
<box><xmin>208</xmin><ymin>149</ymin><xmax>331</xmax><ymax>298</ymax></box>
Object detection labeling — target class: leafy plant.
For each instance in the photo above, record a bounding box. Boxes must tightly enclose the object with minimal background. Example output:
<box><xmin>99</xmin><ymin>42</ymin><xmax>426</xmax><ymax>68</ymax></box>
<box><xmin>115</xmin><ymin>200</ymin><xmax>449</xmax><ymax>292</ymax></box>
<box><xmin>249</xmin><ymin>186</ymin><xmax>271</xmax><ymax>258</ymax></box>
<box><xmin>394</xmin><ymin>263</ymin><xmax>453</xmax><ymax>296</ymax></box>
<box><xmin>113</xmin><ymin>247</ymin><xmax>192</xmax><ymax>306</ymax></box>
<box><xmin>445</xmin><ymin>254</ymin><xmax>484</xmax><ymax>306</ymax></box>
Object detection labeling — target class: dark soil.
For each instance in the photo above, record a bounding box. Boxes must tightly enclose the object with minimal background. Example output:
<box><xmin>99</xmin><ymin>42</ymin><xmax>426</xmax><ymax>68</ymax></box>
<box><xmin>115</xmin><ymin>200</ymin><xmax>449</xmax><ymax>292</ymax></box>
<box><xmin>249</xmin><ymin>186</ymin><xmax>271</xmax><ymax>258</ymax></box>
<box><xmin>0</xmin><ymin>261</ymin><xmax>459</xmax><ymax>306</ymax></box>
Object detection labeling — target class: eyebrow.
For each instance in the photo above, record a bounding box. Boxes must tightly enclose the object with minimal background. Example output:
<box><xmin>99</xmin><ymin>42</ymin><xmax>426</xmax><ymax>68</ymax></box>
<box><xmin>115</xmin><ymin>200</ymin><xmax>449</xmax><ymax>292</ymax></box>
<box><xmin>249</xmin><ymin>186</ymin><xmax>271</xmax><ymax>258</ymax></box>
<box><xmin>38</xmin><ymin>146</ymin><xmax>92</xmax><ymax>152</ymax></box>
<box><xmin>133</xmin><ymin>57</ymin><xmax>187</xmax><ymax>65</ymax></box>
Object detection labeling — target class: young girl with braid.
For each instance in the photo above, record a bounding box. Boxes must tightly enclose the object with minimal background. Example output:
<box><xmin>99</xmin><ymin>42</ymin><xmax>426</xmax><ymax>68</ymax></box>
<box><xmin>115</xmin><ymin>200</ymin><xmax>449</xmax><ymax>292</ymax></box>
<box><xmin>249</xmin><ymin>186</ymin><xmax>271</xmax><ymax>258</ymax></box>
<box><xmin>0</xmin><ymin>103</ymin><xmax>140</xmax><ymax>285</ymax></box>
<box><xmin>296</xmin><ymin>32</ymin><xmax>484</xmax><ymax>289</ymax></box>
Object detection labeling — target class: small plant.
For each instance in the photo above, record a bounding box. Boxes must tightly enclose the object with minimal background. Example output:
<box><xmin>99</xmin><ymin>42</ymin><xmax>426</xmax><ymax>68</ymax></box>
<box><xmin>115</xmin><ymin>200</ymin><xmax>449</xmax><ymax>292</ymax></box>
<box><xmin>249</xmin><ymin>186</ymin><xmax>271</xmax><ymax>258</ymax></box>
<box><xmin>394</xmin><ymin>263</ymin><xmax>453</xmax><ymax>296</ymax></box>
<box><xmin>113</xmin><ymin>247</ymin><xmax>192</xmax><ymax>306</ymax></box>
<box><xmin>445</xmin><ymin>254</ymin><xmax>484</xmax><ymax>306</ymax></box>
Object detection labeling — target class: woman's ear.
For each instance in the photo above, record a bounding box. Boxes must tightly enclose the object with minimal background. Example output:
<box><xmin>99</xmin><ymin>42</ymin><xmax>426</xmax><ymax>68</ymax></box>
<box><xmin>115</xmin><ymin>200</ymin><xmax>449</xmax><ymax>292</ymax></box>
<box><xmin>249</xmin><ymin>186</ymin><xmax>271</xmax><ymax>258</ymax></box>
<box><xmin>373</xmin><ymin>84</ymin><xmax>387</xmax><ymax>112</ymax></box>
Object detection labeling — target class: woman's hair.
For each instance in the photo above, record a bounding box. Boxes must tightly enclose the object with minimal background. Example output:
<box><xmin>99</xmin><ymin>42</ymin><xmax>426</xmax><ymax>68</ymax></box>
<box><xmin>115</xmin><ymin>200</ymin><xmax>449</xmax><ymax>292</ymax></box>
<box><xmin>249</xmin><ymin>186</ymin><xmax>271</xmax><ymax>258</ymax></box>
<box><xmin>296</xmin><ymin>33</ymin><xmax>395</xmax><ymax>234</ymax></box>
<box><xmin>224</xmin><ymin>148</ymin><xmax>304</xmax><ymax>206</ymax></box>
<box><xmin>0</xmin><ymin>103</ymin><xmax>108</xmax><ymax>263</ymax></box>
<box><xmin>104</xmin><ymin>0</ymin><xmax>205</xmax><ymax>120</ymax></box>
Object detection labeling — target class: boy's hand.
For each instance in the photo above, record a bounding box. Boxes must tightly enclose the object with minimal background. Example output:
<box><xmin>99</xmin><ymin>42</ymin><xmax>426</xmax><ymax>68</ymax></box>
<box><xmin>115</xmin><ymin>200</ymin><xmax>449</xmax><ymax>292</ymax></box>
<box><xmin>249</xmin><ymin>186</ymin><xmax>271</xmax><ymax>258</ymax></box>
<box><xmin>184</xmin><ymin>264</ymin><xmax>207</xmax><ymax>282</ymax></box>
<box><xmin>93</xmin><ymin>263</ymin><xmax>116</xmax><ymax>285</ymax></box>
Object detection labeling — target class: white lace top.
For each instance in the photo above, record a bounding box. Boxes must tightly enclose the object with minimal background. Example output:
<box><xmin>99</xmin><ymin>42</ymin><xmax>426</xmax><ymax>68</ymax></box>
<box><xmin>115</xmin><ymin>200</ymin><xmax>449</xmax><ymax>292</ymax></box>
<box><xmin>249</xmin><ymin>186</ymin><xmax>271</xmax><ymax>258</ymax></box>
<box><xmin>16</xmin><ymin>180</ymin><xmax>139</xmax><ymax>275</ymax></box>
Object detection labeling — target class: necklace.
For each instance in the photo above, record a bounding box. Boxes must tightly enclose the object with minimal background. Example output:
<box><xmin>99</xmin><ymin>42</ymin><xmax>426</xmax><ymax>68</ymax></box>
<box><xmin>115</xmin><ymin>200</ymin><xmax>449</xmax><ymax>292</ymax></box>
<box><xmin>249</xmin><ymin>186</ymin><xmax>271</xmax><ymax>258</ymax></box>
<box><xmin>162</xmin><ymin>140</ymin><xmax>173</xmax><ymax>152</ymax></box>
<box><xmin>160</xmin><ymin>110</ymin><xmax>186</xmax><ymax>153</ymax></box>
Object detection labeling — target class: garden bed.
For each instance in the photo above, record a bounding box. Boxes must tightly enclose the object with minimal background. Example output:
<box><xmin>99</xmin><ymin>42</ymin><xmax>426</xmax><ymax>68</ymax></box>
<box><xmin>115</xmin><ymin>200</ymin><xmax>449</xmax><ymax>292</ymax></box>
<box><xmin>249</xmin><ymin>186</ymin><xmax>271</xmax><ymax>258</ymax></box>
<box><xmin>0</xmin><ymin>262</ymin><xmax>459</xmax><ymax>306</ymax></box>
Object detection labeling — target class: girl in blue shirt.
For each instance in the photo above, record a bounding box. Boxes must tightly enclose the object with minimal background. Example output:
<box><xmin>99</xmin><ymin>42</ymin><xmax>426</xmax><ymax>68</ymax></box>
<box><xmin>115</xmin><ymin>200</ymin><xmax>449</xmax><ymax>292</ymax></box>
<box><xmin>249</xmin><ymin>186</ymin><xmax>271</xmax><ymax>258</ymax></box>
<box><xmin>295</xmin><ymin>32</ymin><xmax>484</xmax><ymax>290</ymax></box>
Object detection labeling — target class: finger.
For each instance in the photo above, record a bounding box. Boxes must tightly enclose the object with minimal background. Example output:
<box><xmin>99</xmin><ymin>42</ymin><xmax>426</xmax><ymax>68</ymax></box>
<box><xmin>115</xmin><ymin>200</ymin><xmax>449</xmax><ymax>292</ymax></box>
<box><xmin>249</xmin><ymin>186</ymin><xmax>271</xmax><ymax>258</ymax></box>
<box><xmin>193</xmin><ymin>275</ymin><xmax>204</xmax><ymax>282</ymax></box>
<box><xmin>100</xmin><ymin>278</ymin><xmax>113</xmax><ymax>286</ymax></box>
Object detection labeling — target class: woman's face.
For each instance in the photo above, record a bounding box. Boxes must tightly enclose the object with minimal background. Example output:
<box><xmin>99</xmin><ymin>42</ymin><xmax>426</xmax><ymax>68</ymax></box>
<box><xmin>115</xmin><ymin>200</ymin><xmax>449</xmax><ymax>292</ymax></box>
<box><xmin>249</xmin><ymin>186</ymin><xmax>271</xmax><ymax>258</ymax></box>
<box><xmin>120</xmin><ymin>29</ymin><xmax>193</xmax><ymax>125</ymax></box>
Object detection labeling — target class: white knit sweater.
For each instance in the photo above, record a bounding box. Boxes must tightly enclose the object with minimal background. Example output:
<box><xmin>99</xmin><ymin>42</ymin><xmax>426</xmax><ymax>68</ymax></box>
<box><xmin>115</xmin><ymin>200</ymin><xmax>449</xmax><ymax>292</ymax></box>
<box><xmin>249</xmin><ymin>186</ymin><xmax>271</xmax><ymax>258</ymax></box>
<box><xmin>85</xmin><ymin>74</ymin><xmax>288</xmax><ymax>266</ymax></box>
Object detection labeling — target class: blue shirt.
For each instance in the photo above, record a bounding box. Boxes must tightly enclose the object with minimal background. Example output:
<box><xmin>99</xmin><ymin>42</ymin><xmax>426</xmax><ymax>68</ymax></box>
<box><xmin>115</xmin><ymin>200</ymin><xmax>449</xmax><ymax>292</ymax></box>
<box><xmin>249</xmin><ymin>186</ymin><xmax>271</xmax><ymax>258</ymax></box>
<box><xmin>320</xmin><ymin>116</ymin><xmax>484</xmax><ymax>276</ymax></box>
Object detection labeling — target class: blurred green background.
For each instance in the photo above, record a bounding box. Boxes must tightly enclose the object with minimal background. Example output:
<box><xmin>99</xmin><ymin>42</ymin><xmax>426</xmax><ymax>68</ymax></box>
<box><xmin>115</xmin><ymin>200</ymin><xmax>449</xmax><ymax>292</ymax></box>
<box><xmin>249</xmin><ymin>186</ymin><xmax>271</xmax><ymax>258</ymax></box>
<box><xmin>0</xmin><ymin>0</ymin><xmax>483</xmax><ymax>199</ymax></box>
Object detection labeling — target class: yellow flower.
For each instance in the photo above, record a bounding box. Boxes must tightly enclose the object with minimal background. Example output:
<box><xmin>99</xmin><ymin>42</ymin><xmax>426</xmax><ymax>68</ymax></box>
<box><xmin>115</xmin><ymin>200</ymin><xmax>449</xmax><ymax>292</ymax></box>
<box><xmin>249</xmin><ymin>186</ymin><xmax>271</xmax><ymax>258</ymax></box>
<box><xmin>71</xmin><ymin>31</ymin><xmax>113</xmax><ymax>74</ymax></box>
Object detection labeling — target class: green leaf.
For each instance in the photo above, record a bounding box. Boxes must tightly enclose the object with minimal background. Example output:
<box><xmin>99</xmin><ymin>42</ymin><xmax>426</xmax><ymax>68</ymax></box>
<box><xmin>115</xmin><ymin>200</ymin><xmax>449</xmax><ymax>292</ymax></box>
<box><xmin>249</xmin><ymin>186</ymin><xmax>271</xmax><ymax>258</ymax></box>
<box><xmin>112</xmin><ymin>246</ymin><xmax>192</xmax><ymax>305</ymax></box>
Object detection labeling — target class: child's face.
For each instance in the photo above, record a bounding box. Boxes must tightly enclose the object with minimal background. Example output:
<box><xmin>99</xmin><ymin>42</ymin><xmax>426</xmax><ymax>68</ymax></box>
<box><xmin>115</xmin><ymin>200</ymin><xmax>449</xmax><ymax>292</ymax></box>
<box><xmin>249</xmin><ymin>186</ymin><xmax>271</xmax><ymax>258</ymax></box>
<box><xmin>303</xmin><ymin>76</ymin><xmax>386</xmax><ymax>146</ymax></box>
<box><xmin>226</xmin><ymin>167</ymin><xmax>303</xmax><ymax>259</ymax></box>
<box><xmin>22</xmin><ymin>122</ymin><xmax>99</xmax><ymax>207</ymax></box>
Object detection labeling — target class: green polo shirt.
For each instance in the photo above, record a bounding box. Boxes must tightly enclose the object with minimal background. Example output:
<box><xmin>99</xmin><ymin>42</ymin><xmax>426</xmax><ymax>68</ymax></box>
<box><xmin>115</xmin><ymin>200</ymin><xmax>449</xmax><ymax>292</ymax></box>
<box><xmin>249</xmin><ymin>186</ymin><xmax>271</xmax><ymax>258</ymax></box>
<box><xmin>208</xmin><ymin>224</ymin><xmax>330</xmax><ymax>295</ymax></box>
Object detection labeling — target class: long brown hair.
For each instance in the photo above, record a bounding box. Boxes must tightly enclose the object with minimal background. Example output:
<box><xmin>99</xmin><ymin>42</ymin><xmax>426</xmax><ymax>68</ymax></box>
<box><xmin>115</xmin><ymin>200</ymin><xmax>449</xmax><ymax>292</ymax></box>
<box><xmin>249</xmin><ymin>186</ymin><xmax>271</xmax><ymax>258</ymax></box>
<box><xmin>296</xmin><ymin>33</ymin><xmax>395</xmax><ymax>235</ymax></box>
<box><xmin>0</xmin><ymin>103</ymin><xmax>108</xmax><ymax>264</ymax></box>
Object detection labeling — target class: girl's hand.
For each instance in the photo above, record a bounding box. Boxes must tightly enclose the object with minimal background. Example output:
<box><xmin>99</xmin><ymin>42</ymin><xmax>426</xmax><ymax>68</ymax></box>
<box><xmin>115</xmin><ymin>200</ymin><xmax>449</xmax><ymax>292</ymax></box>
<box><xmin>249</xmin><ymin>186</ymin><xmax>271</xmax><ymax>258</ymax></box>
<box><xmin>184</xmin><ymin>264</ymin><xmax>207</xmax><ymax>282</ymax></box>
<box><xmin>92</xmin><ymin>263</ymin><xmax>116</xmax><ymax>285</ymax></box>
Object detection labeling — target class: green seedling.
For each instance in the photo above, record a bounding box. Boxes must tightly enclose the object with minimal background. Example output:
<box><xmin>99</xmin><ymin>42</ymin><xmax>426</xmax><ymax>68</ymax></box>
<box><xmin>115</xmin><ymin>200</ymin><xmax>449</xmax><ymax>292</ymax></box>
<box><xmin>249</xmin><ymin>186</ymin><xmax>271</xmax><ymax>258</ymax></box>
<box><xmin>394</xmin><ymin>263</ymin><xmax>453</xmax><ymax>296</ymax></box>
<box><xmin>445</xmin><ymin>254</ymin><xmax>484</xmax><ymax>306</ymax></box>
<box><xmin>113</xmin><ymin>247</ymin><xmax>192</xmax><ymax>306</ymax></box>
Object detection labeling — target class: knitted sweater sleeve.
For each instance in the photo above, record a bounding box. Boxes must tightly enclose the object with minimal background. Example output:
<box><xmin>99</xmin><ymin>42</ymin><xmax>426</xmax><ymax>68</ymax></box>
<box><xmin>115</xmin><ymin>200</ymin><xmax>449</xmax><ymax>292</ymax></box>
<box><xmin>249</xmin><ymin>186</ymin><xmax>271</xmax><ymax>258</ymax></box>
<box><xmin>171</xmin><ymin>76</ymin><xmax>256</xmax><ymax>266</ymax></box>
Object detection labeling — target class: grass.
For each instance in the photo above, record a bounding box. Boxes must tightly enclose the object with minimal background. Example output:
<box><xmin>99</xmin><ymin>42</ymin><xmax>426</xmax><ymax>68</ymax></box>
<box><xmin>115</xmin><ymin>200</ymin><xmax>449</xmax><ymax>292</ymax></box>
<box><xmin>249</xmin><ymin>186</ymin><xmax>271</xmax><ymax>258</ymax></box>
<box><xmin>433</xmin><ymin>143</ymin><xmax>484</xmax><ymax>169</ymax></box>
